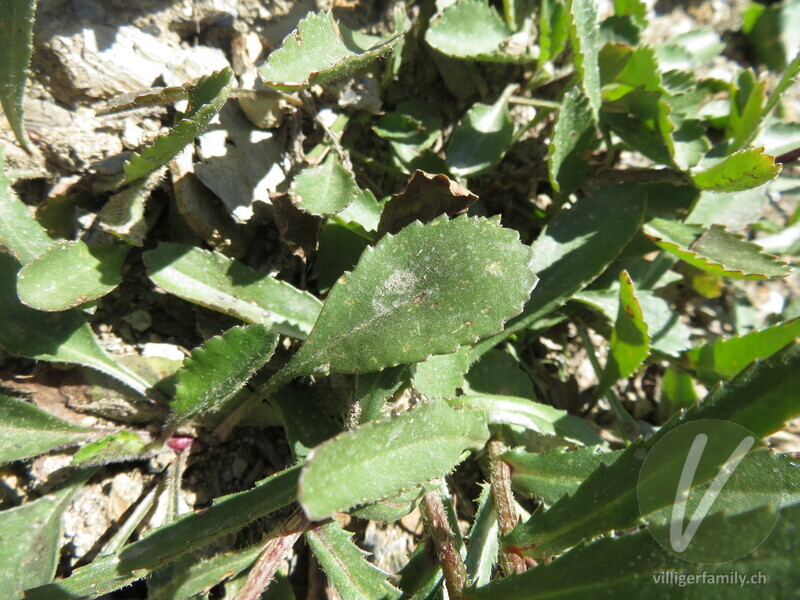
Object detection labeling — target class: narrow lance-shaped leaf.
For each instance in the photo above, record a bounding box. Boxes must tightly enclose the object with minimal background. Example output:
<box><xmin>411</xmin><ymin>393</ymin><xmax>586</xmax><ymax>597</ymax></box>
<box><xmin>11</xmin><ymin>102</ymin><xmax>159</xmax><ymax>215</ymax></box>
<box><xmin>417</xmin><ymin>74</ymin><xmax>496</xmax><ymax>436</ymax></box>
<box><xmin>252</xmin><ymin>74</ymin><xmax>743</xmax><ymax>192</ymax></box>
<box><xmin>503</xmin><ymin>446</ymin><xmax>621</xmax><ymax>505</ymax></box>
<box><xmin>0</xmin><ymin>150</ymin><xmax>53</xmax><ymax>264</ymax></box>
<box><xmin>123</xmin><ymin>68</ymin><xmax>233</xmax><ymax>184</ymax></box>
<box><xmin>446</xmin><ymin>85</ymin><xmax>516</xmax><ymax>178</ymax></box>
<box><xmin>26</xmin><ymin>465</ymin><xmax>301</xmax><ymax>600</ymax></box>
<box><xmin>691</xmin><ymin>147</ymin><xmax>781</xmax><ymax>192</ymax></box>
<box><xmin>170</xmin><ymin>324</ymin><xmax>279</xmax><ymax>426</ymax></box>
<box><xmin>258</xmin><ymin>10</ymin><xmax>402</xmax><ymax>91</ymax></box>
<box><xmin>17</xmin><ymin>241</ymin><xmax>130</xmax><ymax>312</ymax></box>
<box><xmin>277</xmin><ymin>215</ymin><xmax>536</xmax><ymax>382</ymax></box>
<box><xmin>644</xmin><ymin>218</ymin><xmax>792</xmax><ymax>280</ymax></box>
<box><xmin>0</xmin><ymin>471</ymin><xmax>93</xmax><ymax>599</ymax></box>
<box><xmin>682</xmin><ymin>318</ymin><xmax>800</xmax><ymax>385</ymax></box>
<box><xmin>567</xmin><ymin>0</ymin><xmax>602</xmax><ymax>118</ymax></box>
<box><xmin>548</xmin><ymin>88</ymin><xmax>596</xmax><ymax>193</ymax></box>
<box><xmin>291</xmin><ymin>153</ymin><xmax>359</xmax><ymax>216</ymax></box>
<box><xmin>596</xmin><ymin>270</ymin><xmax>651</xmax><ymax>396</ymax></box>
<box><xmin>425</xmin><ymin>0</ymin><xmax>536</xmax><ymax>63</ymax></box>
<box><xmin>464</xmin><ymin>484</ymin><xmax>499</xmax><ymax>587</ymax></box>
<box><xmin>99</xmin><ymin>167</ymin><xmax>166</xmax><ymax>246</ymax></box>
<box><xmin>503</xmin><ymin>343</ymin><xmax>800</xmax><ymax>558</ymax></box>
<box><xmin>144</xmin><ymin>243</ymin><xmax>322</xmax><ymax>339</ymax></box>
<box><xmin>447</xmin><ymin>395</ymin><xmax>601</xmax><ymax>447</ymax></box>
<box><xmin>763</xmin><ymin>51</ymin><xmax>800</xmax><ymax>117</ymax></box>
<box><xmin>473</xmin><ymin>184</ymin><xmax>647</xmax><ymax>358</ymax></box>
<box><xmin>306</xmin><ymin>521</ymin><xmax>402</xmax><ymax>600</ymax></box>
<box><xmin>298</xmin><ymin>399</ymin><xmax>490</xmax><ymax>520</ymax></box>
<box><xmin>0</xmin><ymin>395</ymin><xmax>96</xmax><ymax>464</ymax></box>
<box><xmin>0</xmin><ymin>0</ymin><xmax>37</xmax><ymax>151</ymax></box>
<box><xmin>72</xmin><ymin>430</ymin><xmax>149</xmax><ymax>466</ymax></box>
<box><xmin>468</xmin><ymin>503</ymin><xmax>800</xmax><ymax>600</ymax></box>
<box><xmin>0</xmin><ymin>253</ymin><xmax>150</xmax><ymax>396</ymax></box>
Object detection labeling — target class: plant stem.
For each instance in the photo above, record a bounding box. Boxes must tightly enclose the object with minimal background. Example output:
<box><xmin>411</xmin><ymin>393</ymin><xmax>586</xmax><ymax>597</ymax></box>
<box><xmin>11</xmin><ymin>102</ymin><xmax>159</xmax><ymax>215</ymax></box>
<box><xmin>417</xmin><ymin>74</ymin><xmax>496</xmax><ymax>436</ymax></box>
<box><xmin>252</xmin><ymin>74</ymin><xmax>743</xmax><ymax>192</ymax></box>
<box><xmin>576</xmin><ymin>322</ymin><xmax>640</xmax><ymax>442</ymax></box>
<box><xmin>509</xmin><ymin>95</ymin><xmax>561</xmax><ymax>110</ymax></box>
<box><xmin>585</xmin><ymin>167</ymin><xmax>693</xmax><ymax>187</ymax></box>
<box><xmin>487</xmin><ymin>441</ymin><xmax>527</xmax><ymax>576</ymax></box>
<box><xmin>234</xmin><ymin>509</ymin><xmax>309</xmax><ymax>600</ymax></box>
<box><xmin>420</xmin><ymin>487</ymin><xmax>467</xmax><ymax>600</ymax></box>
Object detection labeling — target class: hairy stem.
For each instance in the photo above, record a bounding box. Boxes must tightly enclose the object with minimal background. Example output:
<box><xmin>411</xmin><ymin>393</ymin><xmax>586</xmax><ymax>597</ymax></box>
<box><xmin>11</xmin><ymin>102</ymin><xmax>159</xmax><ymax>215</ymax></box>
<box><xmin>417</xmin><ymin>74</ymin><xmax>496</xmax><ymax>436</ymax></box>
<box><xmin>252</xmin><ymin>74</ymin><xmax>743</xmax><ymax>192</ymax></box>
<box><xmin>488</xmin><ymin>441</ymin><xmax>527</xmax><ymax>576</ymax></box>
<box><xmin>420</xmin><ymin>487</ymin><xmax>466</xmax><ymax>600</ymax></box>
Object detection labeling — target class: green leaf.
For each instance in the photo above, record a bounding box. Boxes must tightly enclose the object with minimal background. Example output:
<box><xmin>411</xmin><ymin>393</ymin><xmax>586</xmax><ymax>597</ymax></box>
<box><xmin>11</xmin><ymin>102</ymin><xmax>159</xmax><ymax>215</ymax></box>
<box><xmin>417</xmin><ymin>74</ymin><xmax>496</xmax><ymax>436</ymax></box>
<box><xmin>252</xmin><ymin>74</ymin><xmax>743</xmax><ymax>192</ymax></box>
<box><xmin>258</xmin><ymin>10</ymin><xmax>402</xmax><ymax>91</ymax></box>
<box><xmin>279</xmin><ymin>215</ymin><xmax>536</xmax><ymax>380</ymax></box>
<box><xmin>354</xmin><ymin>366</ymin><xmax>408</xmax><ymax>424</ymax></box>
<box><xmin>464</xmin><ymin>484</ymin><xmax>499</xmax><ymax>587</ymax></box>
<box><xmin>0</xmin><ymin>472</ymin><xmax>91</xmax><ymax>599</ymax></box>
<box><xmin>349</xmin><ymin>485</ymin><xmax>430</xmax><ymax>522</ymax></box>
<box><xmin>464</xmin><ymin>349</ymin><xmax>536</xmax><ymax>399</ymax></box>
<box><xmin>273</xmin><ymin>386</ymin><xmax>342</xmax><ymax>459</ymax></box>
<box><xmin>306</xmin><ymin>522</ymin><xmax>402</xmax><ymax>600</ymax></box>
<box><xmin>144</xmin><ymin>243</ymin><xmax>322</xmax><ymax>339</ymax></box>
<box><xmin>170</xmin><ymin>324</ymin><xmax>279</xmax><ymax>426</ymax></box>
<box><xmin>0</xmin><ymin>395</ymin><xmax>95</xmax><ymax>464</ymax></box>
<box><xmin>146</xmin><ymin>542</ymin><xmax>262</xmax><ymax>600</ymax></box>
<box><xmin>475</xmin><ymin>184</ymin><xmax>646</xmax><ymax>355</ymax></box>
<box><xmin>503</xmin><ymin>446</ymin><xmax>621</xmax><ymax>505</ymax></box>
<box><xmin>764</xmin><ymin>51</ymin><xmax>800</xmax><ymax>117</ymax></box>
<box><xmin>568</xmin><ymin>0</ymin><xmax>602</xmax><ymax>118</ymax></box>
<box><xmin>0</xmin><ymin>253</ymin><xmax>150</xmax><ymax>395</ymax></box>
<box><xmin>376</xmin><ymin>171</ymin><xmax>477</xmax><ymax>239</ymax></box>
<box><xmin>99</xmin><ymin>169</ymin><xmax>165</xmax><ymax>246</ymax></box>
<box><xmin>727</xmin><ymin>69</ymin><xmax>767</xmax><ymax>153</ymax></box>
<box><xmin>613</xmin><ymin>0</ymin><xmax>648</xmax><ymax>27</ymax></box>
<box><xmin>16</xmin><ymin>241</ymin><xmax>130</xmax><ymax>311</ymax></box>
<box><xmin>72</xmin><ymin>430</ymin><xmax>149</xmax><ymax>466</ymax></box>
<box><xmin>0</xmin><ymin>0</ymin><xmax>36</xmax><ymax>151</ymax></box>
<box><xmin>425</xmin><ymin>0</ymin><xmax>535</xmax><ymax>63</ymax></box>
<box><xmin>412</xmin><ymin>348</ymin><xmax>470</xmax><ymax>398</ymax></box>
<box><xmin>683</xmin><ymin>318</ymin><xmax>800</xmax><ymax>385</ymax></box>
<box><xmin>446</xmin><ymin>85</ymin><xmax>516</xmax><ymax>178</ymax></box>
<box><xmin>0</xmin><ymin>152</ymin><xmax>53</xmax><ymax>264</ymax></box>
<box><xmin>691</xmin><ymin>147</ymin><xmax>781</xmax><ymax>192</ymax></box>
<box><xmin>447</xmin><ymin>395</ymin><xmax>601</xmax><ymax>447</ymax></box>
<box><xmin>123</xmin><ymin>69</ymin><xmax>233</xmax><ymax>184</ymax></box>
<box><xmin>298</xmin><ymin>400</ymin><xmax>489</xmax><ymax>520</ymax></box>
<box><xmin>548</xmin><ymin>88</ymin><xmax>596</xmax><ymax>193</ymax></box>
<box><xmin>643</xmin><ymin>218</ymin><xmax>792</xmax><ymax>280</ymax></box>
<box><xmin>291</xmin><ymin>153</ymin><xmax>359</xmax><ymax>216</ymax></box>
<box><xmin>574</xmin><ymin>288</ymin><xmax>693</xmax><ymax>357</ymax></box>
<box><xmin>503</xmin><ymin>343</ymin><xmax>800</xmax><ymax>558</ymax></box>
<box><xmin>468</xmin><ymin>502</ymin><xmax>800</xmax><ymax>599</ymax></box>
<box><xmin>97</xmin><ymin>84</ymin><xmax>192</xmax><ymax>116</ymax></box>
<box><xmin>538</xmin><ymin>0</ymin><xmax>569</xmax><ymax>66</ymax></box>
<box><xmin>26</xmin><ymin>465</ymin><xmax>300</xmax><ymax>599</ymax></box>
<box><xmin>596</xmin><ymin>271</ymin><xmax>651</xmax><ymax>395</ymax></box>
<box><xmin>338</xmin><ymin>188</ymin><xmax>382</xmax><ymax>234</ymax></box>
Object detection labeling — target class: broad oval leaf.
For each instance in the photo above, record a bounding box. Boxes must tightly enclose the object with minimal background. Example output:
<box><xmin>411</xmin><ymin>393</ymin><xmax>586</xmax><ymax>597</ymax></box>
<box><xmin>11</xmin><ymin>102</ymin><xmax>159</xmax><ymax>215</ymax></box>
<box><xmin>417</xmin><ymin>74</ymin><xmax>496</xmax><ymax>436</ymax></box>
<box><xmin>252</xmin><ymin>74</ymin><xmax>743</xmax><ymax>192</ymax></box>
<box><xmin>298</xmin><ymin>399</ymin><xmax>490</xmax><ymax>520</ymax></box>
<box><xmin>446</xmin><ymin>86</ymin><xmax>516</xmax><ymax>178</ymax></box>
<box><xmin>291</xmin><ymin>153</ymin><xmax>359</xmax><ymax>216</ymax></box>
<box><xmin>123</xmin><ymin>68</ymin><xmax>234</xmax><ymax>185</ymax></box>
<box><xmin>644</xmin><ymin>218</ymin><xmax>792</xmax><ymax>279</ymax></box>
<box><xmin>170</xmin><ymin>324</ymin><xmax>279</xmax><ymax>426</ymax></box>
<box><xmin>281</xmin><ymin>215</ymin><xmax>536</xmax><ymax>379</ymax></box>
<box><xmin>0</xmin><ymin>395</ymin><xmax>95</xmax><ymax>464</ymax></box>
<box><xmin>425</xmin><ymin>0</ymin><xmax>535</xmax><ymax>63</ymax></box>
<box><xmin>0</xmin><ymin>253</ymin><xmax>150</xmax><ymax>395</ymax></box>
<box><xmin>258</xmin><ymin>10</ymin><xmax>402</xmax><ymax>91</ymax></box>
<box><xmin>17</xmin><ymin>241</ymin><xmax>130</xmax><ymax>311</ymax></box>
<box><xmin>144</xmin><ymin>243</ymin><xmax>322</xmax><ymax>339</ymax></box>
<box><xmin>691</xmin><ymin>147</ymin><xmax>781</xmax><ymax>192</ymax></box>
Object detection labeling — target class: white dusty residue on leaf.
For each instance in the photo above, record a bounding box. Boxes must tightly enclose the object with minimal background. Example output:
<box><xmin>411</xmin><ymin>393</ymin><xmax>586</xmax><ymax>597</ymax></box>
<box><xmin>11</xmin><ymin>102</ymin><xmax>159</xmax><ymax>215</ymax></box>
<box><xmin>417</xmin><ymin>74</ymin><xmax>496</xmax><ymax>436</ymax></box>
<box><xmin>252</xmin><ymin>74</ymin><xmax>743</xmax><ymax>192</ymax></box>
<box><xmin>370</xmin><ymin>268</ymin><xmax>420</xmax><ymax>317</ymax></box>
